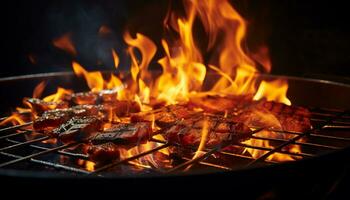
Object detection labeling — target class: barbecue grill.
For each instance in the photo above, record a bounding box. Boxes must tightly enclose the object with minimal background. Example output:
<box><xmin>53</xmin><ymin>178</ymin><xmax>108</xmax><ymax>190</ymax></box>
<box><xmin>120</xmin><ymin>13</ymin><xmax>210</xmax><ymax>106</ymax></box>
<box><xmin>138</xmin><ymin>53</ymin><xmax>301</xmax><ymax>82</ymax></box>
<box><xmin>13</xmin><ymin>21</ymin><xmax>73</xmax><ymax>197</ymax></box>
<box><xmin>1</xmin><ymin>72</ymin><xmax>349</xmax><ymax>197</ymax></box>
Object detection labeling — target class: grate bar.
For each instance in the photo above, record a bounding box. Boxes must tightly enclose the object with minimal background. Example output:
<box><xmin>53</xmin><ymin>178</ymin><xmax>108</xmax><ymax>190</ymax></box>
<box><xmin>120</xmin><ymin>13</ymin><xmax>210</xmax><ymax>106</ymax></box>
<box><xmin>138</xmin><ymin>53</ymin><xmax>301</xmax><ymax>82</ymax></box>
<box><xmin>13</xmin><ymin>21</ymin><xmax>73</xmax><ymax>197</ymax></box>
<box><xmin>250</xmin><ymin>135</ymin><xmax>343</xmax><ymax>150</ymax></box>
<box><xmin>6</xmin><ymin>138</ymin><xmax>89</xmax><ymax>159</ymax></box>
<box><xmin>165</xmin><ymin>141</ymin><xmax>233</xmax><ymax>173</ymax></box>
<box><xmin>310</xmin><ymin>133</ymin><xmax>350</xmax><ymax>141</ymax></box>
<box><xmin>246</xmin><ymin>111</ymin><xmax>347</xmax><ymax>166</ymax></box>
<box><xmin>220</xmin><ymin>151</ymin><xmax>278</xmax><ymax>163</ymax></box>
<box><xmin>89</xmin><ymin>143</ymin><xmax>170</xmax><ymax>175</ymax></box>
<box><xmin>0</xmin><ymin>151</ymin><xmax>90</xmax><ymax>174</ymax></box>
<box><xmin>0</xmin><ymin>130</ymin><xmax>29</xmax><ymax>140</ymax></box>
<box><xmin>0</xmin><ymin>122</ymin><xmax>32</xmax><ymax>133</ymax></box>
<box><xmin>0</xmin><ymin>142</ymin><xmax>77</xmax><ymax>168</ymax></box>
<box><xmin>0</xmin><ymin>136</ymin><xmax>50</xmax><ymax>151</ymax></box>
<box><xmin>181</xmin><ymin>157</ymin><xmax>232</xmax><ymax>171</ymax></box>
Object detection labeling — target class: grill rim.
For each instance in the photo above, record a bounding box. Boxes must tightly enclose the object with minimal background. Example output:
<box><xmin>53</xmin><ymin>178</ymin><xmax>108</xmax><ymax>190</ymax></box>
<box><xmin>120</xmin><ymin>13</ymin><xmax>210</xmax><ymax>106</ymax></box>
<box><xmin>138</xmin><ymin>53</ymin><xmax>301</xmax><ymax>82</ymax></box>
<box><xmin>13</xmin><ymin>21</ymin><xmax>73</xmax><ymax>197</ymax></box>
<box><xmin>1</xmin><ymin>71</ymin><xmax>350</xmax><ymax>89</ymax></box>
<box><xmin>1</xmin><ymin>145</ymin><xmax>350</xmax><ymax>179</ymax></box>
<box><xmin>0</xmin><ymin>71</ymin><xmax>350</xmax><ymax>178</ymax></box>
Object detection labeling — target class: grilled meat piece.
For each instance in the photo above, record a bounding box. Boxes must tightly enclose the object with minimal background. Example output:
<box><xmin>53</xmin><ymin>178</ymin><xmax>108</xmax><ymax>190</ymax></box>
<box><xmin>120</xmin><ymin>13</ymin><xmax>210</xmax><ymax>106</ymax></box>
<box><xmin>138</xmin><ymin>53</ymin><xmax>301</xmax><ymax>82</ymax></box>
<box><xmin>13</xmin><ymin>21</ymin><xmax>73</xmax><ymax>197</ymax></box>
<box><xmin>189</xmin><ymin>95</ymin><xmax>252</xmax><ymax>113</ymax></box>
<box><xmin>98</xmin><ymin>89</ymin><xmax>118</xmax><ymax>102</ymax></box>
<box><xmin>101</xmin><ymin>100</ymin><xmax>141</xmax><ymax>118</ymax></box>
<box><xmin>52</xmin><ymin>116</ymin><xmax>103</xmax><ymax>143</ymax></box>
<box><xmin>33</xmin><ymin>105</ymin><xmax>101</xmax><ymax>132</ymax></box>
<box><xmin>131</xmin><ymin>104</ymin><xmax>199</xmax><ymax>128</ymax></box>
<box><xmin>33</xmin><ymin>109</ymin><xmax>72</xmax><ymax>132</ymax></box>
<box><xmin>164</xmin><ymin>115</ymin><xmax>252</xmax><ymax>147</ymax></box>
<box><xmin>71</xmin><ymin>89</ymin><xmax>120</xmax><ymax>105</ymax></box>
<box><xmin>234</xmin><ymin>100</ymin><xmax>311</xmax><ymax>132</ymax></box>
<box><xmin>91</xmin><ymin>122</ymin><xmax>152</xmax><ymax>145</ymax></box>
<box><xmin>87</xmin><ymin>142</ymin><xmax>120</xmax><ymax>162</ymax></box>
<box><xmin>71</xmin><ymin>92</ymin><xmax>98</xmax><ymax>105</ymax></box>
<box><xmin>26</xmin><ymin>98</ymin><xmax>69</xmax><ymax>115</ymax></box>
<box><xmin>70</xmin><ymin>104</ymin><xmax>101</xmax><ymax>116</ymax></box>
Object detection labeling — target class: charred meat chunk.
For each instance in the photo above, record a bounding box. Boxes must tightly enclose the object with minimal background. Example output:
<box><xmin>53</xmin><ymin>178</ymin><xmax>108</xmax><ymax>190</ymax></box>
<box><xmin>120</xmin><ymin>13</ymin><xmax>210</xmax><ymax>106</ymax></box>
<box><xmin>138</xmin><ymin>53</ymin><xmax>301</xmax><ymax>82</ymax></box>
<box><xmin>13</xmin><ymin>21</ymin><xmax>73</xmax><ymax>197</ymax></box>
<box><xmin>164</xmin><ymin>115</ymin><xmax>252</xmax><ymax>148</ymax></box>
<box><xmin>26</xmin><ymin>98</ymin><xmax>68</xmax><ymax>115</ymax></box>
<box><xmin>98</xmin><ymin>89</ymin><xmax>118</xmax><ymax>102</ymax></box>
<box><xmin>234</xmin><ymin>100</ymin><xmax>311</xmax><ymax>132</ymax></box>
<box><xmin>71</xmin><ymin>92</ymin><xmax>98</xmax><ymax>105</ymax></box>
<box><xmin>189</xmin><ymin>95</ymin><xmax>252</xmax><ymax>113</ymax></box>
<box><xmin>131</xmin><ymin>104</ymin><xmax>199</xmax><ymax>128</ymax></box>
<box><xmin>70</xmin><ymin>104</ymin><xmax>101</xmax><ymax>117</ymax></box>
<box><xmin>33</xmin><ymin>105</ymin><xmax>101</xmax><ymax>132</ymax></box>
<box><xmin>87</xmin><ymin>142</ymin><xmax>120</xmax><ymax>163</ymax></box>
<box><xmin>101</xmin><ymin>100</ymin><xmax>141</xmax><ymax>118</ymax></box>
<box><xmin>52</xmin><ymin>116</ymin><xmax>103</xmax><ymax>143</ymax></box>
<box><xmin>33</xmin><ymin>109</ymin><xmax>72</xmax><ymax>132</ymax></box>
<box><xmin>91</xmin><ymin>122</ymin><xmax>152</xmax><ymax>145</ymax></box>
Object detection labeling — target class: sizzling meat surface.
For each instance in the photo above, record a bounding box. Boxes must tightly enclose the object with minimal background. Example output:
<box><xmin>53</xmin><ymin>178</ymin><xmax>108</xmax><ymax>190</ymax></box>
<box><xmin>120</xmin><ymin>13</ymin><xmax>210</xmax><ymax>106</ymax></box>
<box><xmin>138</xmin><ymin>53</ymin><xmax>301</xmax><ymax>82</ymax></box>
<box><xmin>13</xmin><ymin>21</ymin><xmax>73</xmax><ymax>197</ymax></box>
<box><xmin>234</xmin><ymin>100</ymin><xmax>311</xmax><ymax>132</ymax></box>
<box><xmin>164</xmin><ymin>115</ymin><xmax>252</xmax><ymax>147</ymax></box>
<box><xmin>33</xmin><ymin>105</ymin><xmax>101</xmax><ymax>132</ymax></box>
<box><xmin>26</xmin><ymin>98</ymin><xmax>69</xmax><ymax>115</ymax></box>
<box><xmin>52</xmin><ymin>116</ymin><xmax>103</xmax><ymax>143</ymax></box>
<box><xmin>91</xmin><ymin>122</ymin><xmax>152</xmax><ymax>145</ymax></box>
<box><xmin>131</xmin><ymin>104</ymin><xmax>200</xmax><ymax>128</ymax></box>
<box><xmin>87</xmin><ymin>142</ymin><xmax>120</xmax><ymax>162</ymax></box>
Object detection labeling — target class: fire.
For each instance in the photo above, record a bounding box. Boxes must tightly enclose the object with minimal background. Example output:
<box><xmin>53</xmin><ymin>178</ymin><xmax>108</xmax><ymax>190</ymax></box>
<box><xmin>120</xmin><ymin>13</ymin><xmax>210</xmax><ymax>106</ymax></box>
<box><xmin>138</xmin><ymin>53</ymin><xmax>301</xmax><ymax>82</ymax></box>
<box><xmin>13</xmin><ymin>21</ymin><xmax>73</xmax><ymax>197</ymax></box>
<box><xmin>72</xmin><ymin>61</ymin><xmax>124</xmax><ymax>92</ymax></box>
<box><xmin>0</xmin><ymin>113</ymin><xmax>26</xmax><ymax>126</ymax></box>
<box><xmin>111</xmin><ymin>49</ymin><xmax>120</xmax><ymax>69</ymax></box>
<box><xmin>43</xmin><ymin>87</ymin><xmax>73</xmax><ymax>102</ymax></box>
<box><xmin>185</xmin><ymin>119</ymin><xmax>210</xmax><ymax>171</ymax></box>
<box><xmin>32</xmin><ymin>81</ymin><xmax>46</xmax><ymax>99</ymax></box>
<box><xmin>53</xmin><ymin>33</ymin><xmax>77</xmax><ymax>56</ymax></box>
<box><xmin>155</xmin><ymin>3</ymin><xmax>206</xmax><ymax>104</ymax></box>
<box><xmin>85</xmin><ymin>161</ymin><xmax>96</xmax><ymax>172</ymax></box>
<box><xmin>0</xmin><ymin>0</ymin><xmax>303</xmax><ymax>167</ymax></box>
<box><xmin>72</xmin><ymin>62</ymin><xmax>105</xmax><ymax>92</ymax></box>
<box><xmin>192</xmin><ymin>119</ymin><xmax>210</xmax><ymax>160</ymax></box>
<box><xmin>253</xmin><ymin>79</ymin><xmax>291</xmax><ymax>106</ymax></box>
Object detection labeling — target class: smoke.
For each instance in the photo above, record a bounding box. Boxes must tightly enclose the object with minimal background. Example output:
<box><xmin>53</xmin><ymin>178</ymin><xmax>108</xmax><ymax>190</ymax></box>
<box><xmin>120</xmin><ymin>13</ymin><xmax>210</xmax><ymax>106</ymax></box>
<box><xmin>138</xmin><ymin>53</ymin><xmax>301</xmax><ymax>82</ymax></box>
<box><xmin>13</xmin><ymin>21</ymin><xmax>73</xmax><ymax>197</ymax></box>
<box><xmin>41</xmin><ymin>0</ymin><xmax>129</xmax><ymax>71</ymax></box>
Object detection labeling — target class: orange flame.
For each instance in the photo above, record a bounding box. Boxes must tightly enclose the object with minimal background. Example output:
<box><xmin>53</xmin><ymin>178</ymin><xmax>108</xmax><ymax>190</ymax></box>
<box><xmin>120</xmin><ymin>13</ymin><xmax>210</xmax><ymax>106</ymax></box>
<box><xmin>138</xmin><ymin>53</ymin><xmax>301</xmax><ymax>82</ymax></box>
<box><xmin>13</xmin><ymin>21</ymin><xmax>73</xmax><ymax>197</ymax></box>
<box><xmin>111</xmin><ymin>49</ymin><xmax>120</xmax><ymax>69</ymax></box>
<box><xmin>53</xmin><ymin>33</ymin><xmax>77</xmax><ymax>56</ymax></box>
<box><xmin>32</xmin><ymin>81</ymin><xmax>46</xmax><ymax>99</ymax></box>
<box><xmin>72</xmin><ymin>61</ymin><xmax>105</xmax><ymax>92</ymax></box>
<box><xmin>0</xmin><ymin>113</ymin><xmax>26</xmax><ymax>126</ymax></box>
<box><xmin>185</xmin><ymin>119</ymin><xmax>209</xmax><ymax>171</ymax></box>
<box><xmin>253</xmin><ymin>79</ymin><xmax>291</xmax><ymax>106</ymax></box>
<box><xmin>43</xmin><ymin>87</ymin><xmax>73</xmax><ymax>103</ymax></box>
<box><xmin>72</xmin><ymin>61</ymin><xmax>124</xmax><ymax>93</ymax></box>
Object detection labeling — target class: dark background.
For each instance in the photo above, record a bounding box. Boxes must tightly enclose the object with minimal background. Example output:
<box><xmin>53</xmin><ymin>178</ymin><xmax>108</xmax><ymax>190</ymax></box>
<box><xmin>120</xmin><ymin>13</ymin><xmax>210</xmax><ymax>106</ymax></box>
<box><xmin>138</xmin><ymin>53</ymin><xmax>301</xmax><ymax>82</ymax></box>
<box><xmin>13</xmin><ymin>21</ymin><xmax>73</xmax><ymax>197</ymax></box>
<box><xmin>1</xmin><ymin>0</ymin><xmax>350</xmax><ymax>82</ymax></box>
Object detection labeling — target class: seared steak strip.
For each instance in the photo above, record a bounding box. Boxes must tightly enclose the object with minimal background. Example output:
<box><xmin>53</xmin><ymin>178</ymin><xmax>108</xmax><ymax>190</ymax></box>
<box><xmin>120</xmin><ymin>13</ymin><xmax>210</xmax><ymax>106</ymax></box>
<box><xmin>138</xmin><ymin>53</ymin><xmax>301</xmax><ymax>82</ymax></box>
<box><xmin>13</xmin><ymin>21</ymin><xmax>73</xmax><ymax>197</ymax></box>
<box><xmin>87</xmin><ymin>142</ymin><xmax>120</xmax><ymax>163</ymax></box>
<box><xmin>90</xmin><ymin>122</ymin><xmax>152</xmax><ymax>145</ymax></box>
<box><xmin>234</xmin><ymin>100</ymin><xmax>311</xmax><ymax>132</ymax></box>
<box><xmin>33</xmin><ymin>105</ymin><xmax>101</xmax><ymax>132</ymax></box>
<box><xmin>131</xmin><ymin>104</ymin><xmax>200</xmax><ymax>128</ymax></box>
<box><xmin>189</xmin><ymin>95</ymin><xmax>252</xmax><ymax>114</ymax></box>
<box><xmin>101</xmin><ymin>100</ymin><xmax>141</xmax><ymax>118</ymax></box>
<box><xmin>164</xmin><ymin>115</ymin><xmax>252</xmax><ymax>148</ymax></box>
<box><xmin>71</xmin><ymin>92</ymin><xmax>99</xmax><ymax>105</ymax></box>
<box><xmin>52</xmin><ymin>116</ymin><xmax>103</xmax><ymax>143</ymax></box>
<box><xmin>26</xmin><ymin>98</ymin><xmax>69</xmax><ymax>115</ymax></box>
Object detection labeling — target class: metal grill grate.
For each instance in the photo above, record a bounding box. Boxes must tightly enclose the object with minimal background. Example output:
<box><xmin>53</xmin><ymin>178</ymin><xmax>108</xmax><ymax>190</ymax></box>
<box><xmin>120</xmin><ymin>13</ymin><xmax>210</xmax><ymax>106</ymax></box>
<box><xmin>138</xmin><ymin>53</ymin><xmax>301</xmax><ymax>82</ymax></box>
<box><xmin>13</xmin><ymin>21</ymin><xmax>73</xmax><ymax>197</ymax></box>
<box><xmin>0</xmin><ymin>106</ymin><xmax>349</xmax><ymax>176</ymax></box>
